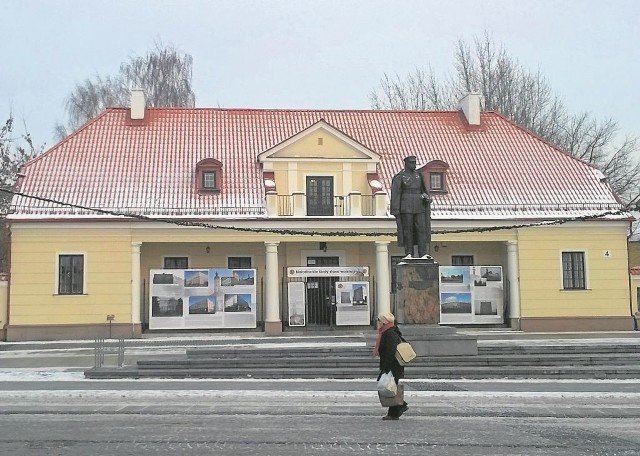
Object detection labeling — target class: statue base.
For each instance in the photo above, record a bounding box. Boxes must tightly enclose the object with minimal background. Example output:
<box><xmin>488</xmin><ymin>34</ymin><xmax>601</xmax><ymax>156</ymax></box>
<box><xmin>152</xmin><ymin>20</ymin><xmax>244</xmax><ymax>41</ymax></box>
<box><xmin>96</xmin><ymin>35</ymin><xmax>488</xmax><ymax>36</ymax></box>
<box><xmin>394</xmin><ymin>255</ymin><xmax>477</xmax><ymax>356</ymax></box>
<box><xmin>395</xmin><ymin>255</ymin><xmax>440</xmax><ymax>324</ymax></box>
<box><xmin>398</xmin><ymin>324</ymin><xmax>478</xmax><ymax>356</ymax></box>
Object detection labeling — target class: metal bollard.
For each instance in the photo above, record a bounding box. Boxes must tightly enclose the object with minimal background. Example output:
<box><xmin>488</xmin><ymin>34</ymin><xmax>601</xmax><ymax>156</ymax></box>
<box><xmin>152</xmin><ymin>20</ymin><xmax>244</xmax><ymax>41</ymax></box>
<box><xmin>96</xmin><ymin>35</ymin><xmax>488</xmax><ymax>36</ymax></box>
<box><xmin>117</xmin><ymin>338</ymin><xmax>125</xmax><ymax>367</ymax></box>
<box><xmin>94</xmin><ymin>338</ymin><xmax>105</xmax><ymax>368</ymax></box>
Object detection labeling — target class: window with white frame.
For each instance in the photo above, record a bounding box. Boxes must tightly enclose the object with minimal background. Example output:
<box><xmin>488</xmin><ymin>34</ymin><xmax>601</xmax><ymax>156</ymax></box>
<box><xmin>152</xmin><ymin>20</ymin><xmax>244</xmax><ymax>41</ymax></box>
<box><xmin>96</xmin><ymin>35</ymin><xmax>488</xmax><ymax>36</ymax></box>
<box><xmin>562</xmin><ymin>251</ymin><xmax>586</xmax><ymax>290</ymax></box>
<box><xmin>58</xmin><ymin>254</ymin><xmax>84</xmax><ymax>295</ymax></box>
<box><xmin>203</xmin><ymin>171</ymin><xmax>217</xmax><ymax>189</ymax></box>
<box><xmin>429</xmin><ymin>172</ymin><xmax>444</xmax><ymax>191</ymax></box>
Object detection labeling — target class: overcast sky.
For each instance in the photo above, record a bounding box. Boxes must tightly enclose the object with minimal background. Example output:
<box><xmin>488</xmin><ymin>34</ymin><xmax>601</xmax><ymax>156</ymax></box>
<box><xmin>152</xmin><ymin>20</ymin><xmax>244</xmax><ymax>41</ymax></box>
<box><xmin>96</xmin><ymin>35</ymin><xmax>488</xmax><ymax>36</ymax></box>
<box><xmin>2</xmin><ymin>0</ymin><xmax>638</xmax><ymax>154</ymax></box>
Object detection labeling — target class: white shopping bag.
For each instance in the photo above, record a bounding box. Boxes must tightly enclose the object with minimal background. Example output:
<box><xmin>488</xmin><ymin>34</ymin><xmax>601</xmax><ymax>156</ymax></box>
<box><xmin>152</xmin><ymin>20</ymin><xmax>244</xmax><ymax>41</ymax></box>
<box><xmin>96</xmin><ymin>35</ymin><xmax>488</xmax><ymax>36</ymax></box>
<box><xmin>376</xmin><ymin>371</ymin><xmax>397</xmax><ymax>397</ymax></box>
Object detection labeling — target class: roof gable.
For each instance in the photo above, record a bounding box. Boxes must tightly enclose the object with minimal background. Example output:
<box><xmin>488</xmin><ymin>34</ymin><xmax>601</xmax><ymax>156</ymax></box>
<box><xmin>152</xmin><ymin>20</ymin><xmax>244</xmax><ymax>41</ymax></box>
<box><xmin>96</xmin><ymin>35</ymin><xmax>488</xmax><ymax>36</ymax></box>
<box><xmin>258</xmin><ymin>120</ymin><xmax>380</xmax><ymax>162</ymax></box>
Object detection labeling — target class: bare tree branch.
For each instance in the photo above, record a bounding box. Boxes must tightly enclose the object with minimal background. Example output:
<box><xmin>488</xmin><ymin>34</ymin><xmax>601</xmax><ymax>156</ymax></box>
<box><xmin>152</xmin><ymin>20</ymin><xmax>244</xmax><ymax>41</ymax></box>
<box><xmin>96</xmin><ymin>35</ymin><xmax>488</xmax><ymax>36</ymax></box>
<box><xmin>0</xmin><ymin>114</ymin><xmax>43</xmax><ymax>271</ymax></box>
<box><xmin>58</xmin><ymin>41</ymin><xmax>195</xmax><ymax>139</ymax></box>
<box><xmin>369</xmin><ymin>33</ymin><xmax>640</xmax><ymax>202</ymax></box>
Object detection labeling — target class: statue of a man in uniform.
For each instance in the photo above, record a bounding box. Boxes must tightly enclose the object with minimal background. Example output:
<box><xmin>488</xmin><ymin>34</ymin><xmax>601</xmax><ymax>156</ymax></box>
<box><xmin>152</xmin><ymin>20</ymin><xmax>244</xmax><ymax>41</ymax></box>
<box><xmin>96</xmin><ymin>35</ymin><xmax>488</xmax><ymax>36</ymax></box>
<box><xmin>390</xmin><ymin>155</ymin><xmax>432</xmax><ymax>258</ymax></box>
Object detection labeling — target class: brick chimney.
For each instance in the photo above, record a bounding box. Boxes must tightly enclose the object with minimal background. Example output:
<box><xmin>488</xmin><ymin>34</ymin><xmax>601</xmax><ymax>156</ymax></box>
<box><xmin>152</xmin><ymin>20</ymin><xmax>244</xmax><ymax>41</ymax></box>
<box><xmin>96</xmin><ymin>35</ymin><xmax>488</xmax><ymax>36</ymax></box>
<box><xmin>130</xmin><ymin>89</ymin><xmax>145</xmax><ymax>120</ymax></box>
<box><xmin>458</xmin><ymin>92</ymin><xmax>481</xmax><ymax>126</ymax></box>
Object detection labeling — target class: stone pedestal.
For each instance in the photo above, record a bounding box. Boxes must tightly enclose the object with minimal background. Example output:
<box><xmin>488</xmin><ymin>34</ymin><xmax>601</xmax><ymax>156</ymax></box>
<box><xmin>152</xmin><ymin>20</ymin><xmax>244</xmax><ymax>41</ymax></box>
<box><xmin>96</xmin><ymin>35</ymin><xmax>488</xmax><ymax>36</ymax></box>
<box><xmin>394</xmin><ymin>256</ymin><xmax>477</xmax><ymax>356</ymax></box>
<box><xmin>395</xmin><ymin>256</ymin><xmax>440</xmax><ymax>324</ymax></box>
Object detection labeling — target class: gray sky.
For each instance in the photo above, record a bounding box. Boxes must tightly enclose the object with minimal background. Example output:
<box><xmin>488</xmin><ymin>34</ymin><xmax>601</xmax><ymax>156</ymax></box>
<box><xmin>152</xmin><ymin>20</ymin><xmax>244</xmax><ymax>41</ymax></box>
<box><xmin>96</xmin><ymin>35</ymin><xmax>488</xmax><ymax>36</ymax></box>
<box><xmin>2</xmin><ymin>0</ymin><xmax>639</xmax><ymax>154</ymax></box>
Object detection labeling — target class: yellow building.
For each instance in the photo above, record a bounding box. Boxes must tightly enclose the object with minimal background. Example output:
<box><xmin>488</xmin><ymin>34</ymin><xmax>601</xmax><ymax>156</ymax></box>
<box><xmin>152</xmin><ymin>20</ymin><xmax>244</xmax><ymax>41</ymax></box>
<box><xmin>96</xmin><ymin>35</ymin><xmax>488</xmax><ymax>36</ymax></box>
<box><xmin>2</xmin><ymin>92</ymin><xmax>635</xmax><ymax>340</ymax></box>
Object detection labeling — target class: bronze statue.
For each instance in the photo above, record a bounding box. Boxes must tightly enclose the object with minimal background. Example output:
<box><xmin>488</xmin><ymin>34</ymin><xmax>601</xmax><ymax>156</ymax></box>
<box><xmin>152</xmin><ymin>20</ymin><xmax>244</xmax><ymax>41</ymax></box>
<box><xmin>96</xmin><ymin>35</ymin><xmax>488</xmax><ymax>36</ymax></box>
<box><xmin>390</xmin><ymin>156</ymin><xmax>432</xmax><ymax>257</ymax></box>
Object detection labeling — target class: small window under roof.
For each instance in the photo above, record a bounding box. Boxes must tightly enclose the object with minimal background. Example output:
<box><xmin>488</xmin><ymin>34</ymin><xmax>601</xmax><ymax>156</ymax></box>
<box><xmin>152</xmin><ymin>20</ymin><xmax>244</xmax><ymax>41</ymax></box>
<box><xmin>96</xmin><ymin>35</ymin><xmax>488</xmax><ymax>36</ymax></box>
<box><xmin>196</xmin><ymin>158</ymin><xmax>223</xmax><ymax>193</ymax></box>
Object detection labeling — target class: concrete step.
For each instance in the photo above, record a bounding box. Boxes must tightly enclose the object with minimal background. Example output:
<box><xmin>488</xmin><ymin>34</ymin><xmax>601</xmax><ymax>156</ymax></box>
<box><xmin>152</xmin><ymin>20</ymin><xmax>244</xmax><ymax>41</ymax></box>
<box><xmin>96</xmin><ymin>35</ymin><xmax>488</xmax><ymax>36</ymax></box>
<box><xmin>126</xmin><ymin>364</ymin><xmax>640</xmax><ymax>379</ymax></box>
<box><xmin>185</xmin><ymin>347</ymin><xmax>373</xmax><ymax>358</ymax></box>
<box><xmin>86</xmin><ymin>359</ymin><xmax>640</xmax><ymax>380</ymax></box>
<box><xmin>136</xmin><ymin>353</ymin><xmax>640</xmax><ymax>370</ymax></box>
<box><xmin>184</xmin><ymin>345</ymin><xmax>640</xmax><ymax>359</ymax></box>
<box><xmin>477</xmin><ymin>345</ymin><xmax>640</xmax><ymax>355</ymax></box>
<box><xmin>84</xmin><ymin>338</ymin><xmax>640</xmax><ymax>380</ymax></box>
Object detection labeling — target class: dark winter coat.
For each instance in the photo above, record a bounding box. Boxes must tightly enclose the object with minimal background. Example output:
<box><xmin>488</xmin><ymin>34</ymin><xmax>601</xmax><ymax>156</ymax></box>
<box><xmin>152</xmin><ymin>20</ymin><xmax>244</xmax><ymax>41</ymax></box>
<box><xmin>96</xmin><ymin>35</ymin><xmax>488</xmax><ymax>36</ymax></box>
<box><xmin>378</xmin><ymin>325</ymin><xmax>405</xmax><ymax>383</ymax></box>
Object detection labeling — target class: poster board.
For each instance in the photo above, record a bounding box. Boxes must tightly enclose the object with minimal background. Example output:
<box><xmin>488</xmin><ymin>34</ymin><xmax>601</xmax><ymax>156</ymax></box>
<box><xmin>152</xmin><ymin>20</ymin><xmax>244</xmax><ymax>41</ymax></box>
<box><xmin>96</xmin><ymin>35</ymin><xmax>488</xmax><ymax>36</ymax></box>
<box><xmin>287</xmin><ymin>282</ymin><xmax>306</xmax><ymax>326</ymax></box>
<box><xmin>335</xmin><ymin>281</ymin><xmax>370</xmax><ymax>325</ymax></box>
<box><xmin>149</xmin><ymin>268</ymin><xmax>257</xmax><ymax>329</ymax></box>
<box><xmin>439</xmin><ymin>266</ymin><xmax>504</xmax><ymax>325</ymax></box>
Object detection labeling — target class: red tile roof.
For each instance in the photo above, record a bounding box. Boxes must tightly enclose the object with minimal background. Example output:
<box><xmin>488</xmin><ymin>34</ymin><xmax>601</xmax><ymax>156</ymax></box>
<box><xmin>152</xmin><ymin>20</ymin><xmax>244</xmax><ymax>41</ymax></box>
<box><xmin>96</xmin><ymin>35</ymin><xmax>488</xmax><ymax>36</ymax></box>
<box><xmin>9</xmin><ymin>108</ymin><xmax>623</xmax><ymax>219</ymax></box>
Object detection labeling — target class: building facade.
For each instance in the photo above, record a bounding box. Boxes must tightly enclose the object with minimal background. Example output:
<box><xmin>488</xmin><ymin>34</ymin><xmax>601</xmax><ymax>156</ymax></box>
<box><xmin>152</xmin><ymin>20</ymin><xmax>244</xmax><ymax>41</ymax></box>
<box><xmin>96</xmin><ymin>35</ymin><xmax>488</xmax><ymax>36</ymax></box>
<box><xmin>2</xmin><ymin>93</ymin><xmax>634</xmax><ymax>341</ymax></box>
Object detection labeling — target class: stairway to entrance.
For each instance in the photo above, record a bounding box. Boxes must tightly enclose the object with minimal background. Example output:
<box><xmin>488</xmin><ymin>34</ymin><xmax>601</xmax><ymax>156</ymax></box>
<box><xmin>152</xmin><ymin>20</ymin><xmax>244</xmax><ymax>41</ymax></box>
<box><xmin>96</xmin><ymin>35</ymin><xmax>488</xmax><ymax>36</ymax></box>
<box><xmin>84</xmin><ymin>337</ymin><xmax>640</xmax><ymax>380</ymax></box>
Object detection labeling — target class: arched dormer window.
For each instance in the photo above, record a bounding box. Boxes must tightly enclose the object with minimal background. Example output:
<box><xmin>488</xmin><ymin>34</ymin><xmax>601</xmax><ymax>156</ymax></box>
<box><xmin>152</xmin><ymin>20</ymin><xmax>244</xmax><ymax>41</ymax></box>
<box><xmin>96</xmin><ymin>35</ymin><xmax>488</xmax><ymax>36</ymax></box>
<box><xmin>196</xmin><ymin>158</ymin><xmax>223</xmax><ymax>193</ymax></box>
<box><xmin>420</xmin><ymin>160</ymin><xmax>449</xmax><ymax>193</ymax></box>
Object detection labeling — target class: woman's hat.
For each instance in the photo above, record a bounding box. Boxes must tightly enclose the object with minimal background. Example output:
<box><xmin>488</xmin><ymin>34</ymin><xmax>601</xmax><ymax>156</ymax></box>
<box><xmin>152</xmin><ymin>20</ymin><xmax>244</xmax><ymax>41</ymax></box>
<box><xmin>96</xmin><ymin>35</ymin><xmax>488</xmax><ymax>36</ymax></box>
<box><xmin>377</xmin><ymin>312</ymin><xmax>395</xmax><ymax>324</ymax></box>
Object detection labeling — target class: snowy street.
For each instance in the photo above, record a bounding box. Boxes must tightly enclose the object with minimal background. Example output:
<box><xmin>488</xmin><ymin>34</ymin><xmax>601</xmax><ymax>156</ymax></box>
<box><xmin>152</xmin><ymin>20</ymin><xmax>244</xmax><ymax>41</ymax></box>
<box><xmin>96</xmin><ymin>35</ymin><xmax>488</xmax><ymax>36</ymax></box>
<box><xmin>1</xmin><ymin>376</ymin><xmax>640</xmax><ymax>455</ymax></box>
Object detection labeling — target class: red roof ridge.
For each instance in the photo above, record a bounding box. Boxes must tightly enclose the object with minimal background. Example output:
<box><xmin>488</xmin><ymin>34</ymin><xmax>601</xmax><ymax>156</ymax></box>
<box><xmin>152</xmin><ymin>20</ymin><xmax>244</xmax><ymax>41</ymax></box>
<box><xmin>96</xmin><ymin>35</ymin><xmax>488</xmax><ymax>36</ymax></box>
<box><xmin>104</xmin><ymin>106</ymin><xmax>464</xmax><ymax>115</ymax></box>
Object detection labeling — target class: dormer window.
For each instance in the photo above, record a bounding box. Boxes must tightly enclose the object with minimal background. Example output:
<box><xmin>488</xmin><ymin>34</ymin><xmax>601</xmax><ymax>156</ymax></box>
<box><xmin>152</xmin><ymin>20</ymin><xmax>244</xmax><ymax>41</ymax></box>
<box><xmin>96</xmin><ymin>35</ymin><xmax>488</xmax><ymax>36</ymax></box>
<box><xmin>196</xmin><ymin>158</ymin><xmax>223</xmax><ymax>193</ymax></box>
<box><xmin>420</xmin><ymin>160</ymin><xmax>449</xmax><ymax>193</ymax></box>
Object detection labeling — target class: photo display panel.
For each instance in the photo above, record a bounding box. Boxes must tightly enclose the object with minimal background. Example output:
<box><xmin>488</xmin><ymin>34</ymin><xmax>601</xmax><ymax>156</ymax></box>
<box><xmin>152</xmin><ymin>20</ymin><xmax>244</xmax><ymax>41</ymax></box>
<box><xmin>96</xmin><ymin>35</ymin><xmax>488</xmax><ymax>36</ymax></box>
<box><xmin>439</xmin><ymin>266</ymin><xmax>504</xmax><ymax>324</ymax></box>
<box><xmin>149</xmin><ymin>268</ymin><xmax>257</xmax><ymax>329</ymax></box>
<box><xmin>335</xmin><ymin>281</ymin><xmax>370</xmax><ymax>325</ymax></box>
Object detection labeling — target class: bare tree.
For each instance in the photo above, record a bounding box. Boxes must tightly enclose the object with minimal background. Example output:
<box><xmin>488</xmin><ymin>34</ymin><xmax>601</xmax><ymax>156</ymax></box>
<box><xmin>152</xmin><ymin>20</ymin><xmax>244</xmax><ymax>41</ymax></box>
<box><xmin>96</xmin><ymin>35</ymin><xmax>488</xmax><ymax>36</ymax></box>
<box><xmin>370</xmin><ymin>68</ymin><xmax>456</xmax><ymax>111</ymax></box>
<box><xmin>0</xmin><ymin>114</ymin><xmax>42</xmax><ymax>270</ymax></box>
<box><xmin>0</xmin><ymin>116</ymin><xmax>41</xmax><ymax>204</ymax></box>
<box><xmin>57</xmin><ymin>41</ymin><xmax>195</xmax><ymax>138</ymax></box>
<box><xmin>120</xmin><ymin>43</ymin><xmax>195</xmax><ymax>108</ymax></box>
<box><xmin>370</xmin><ymin>33</ymin><xmax>640</xmax><ymax>203</ymax></box>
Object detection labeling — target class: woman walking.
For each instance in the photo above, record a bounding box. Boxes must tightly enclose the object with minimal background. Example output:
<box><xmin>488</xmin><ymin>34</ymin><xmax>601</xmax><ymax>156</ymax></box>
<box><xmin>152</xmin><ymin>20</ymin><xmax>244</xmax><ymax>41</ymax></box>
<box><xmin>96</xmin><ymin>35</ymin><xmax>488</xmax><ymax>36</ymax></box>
<box><xmin>373</xmin><ymin>312</ymin><xmax>409</xmax><ymax>420</ymax></box>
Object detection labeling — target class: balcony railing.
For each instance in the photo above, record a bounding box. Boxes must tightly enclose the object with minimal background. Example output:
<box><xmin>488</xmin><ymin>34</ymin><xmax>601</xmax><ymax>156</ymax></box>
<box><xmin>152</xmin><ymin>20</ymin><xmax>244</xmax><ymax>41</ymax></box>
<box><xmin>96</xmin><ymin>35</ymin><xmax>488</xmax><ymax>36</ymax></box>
<box><xmin>277</xmin><ymin>195</ymin><xmax>294</xmax><ymax>216</ymax></box>
<box><xmin>268</xmin><ymin>192</ymin><xmax>387</xmax><ymax>217</ymax></box>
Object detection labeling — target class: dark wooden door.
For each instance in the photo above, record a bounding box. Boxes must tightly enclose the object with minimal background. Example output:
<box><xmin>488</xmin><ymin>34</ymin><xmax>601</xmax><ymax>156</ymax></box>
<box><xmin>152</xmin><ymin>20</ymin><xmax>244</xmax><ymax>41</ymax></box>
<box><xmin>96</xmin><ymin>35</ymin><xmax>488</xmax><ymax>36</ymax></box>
<box><xmin>306</xmin><ymin>176</ymin><xmax>334</xmax><ymax>216</ymax></box>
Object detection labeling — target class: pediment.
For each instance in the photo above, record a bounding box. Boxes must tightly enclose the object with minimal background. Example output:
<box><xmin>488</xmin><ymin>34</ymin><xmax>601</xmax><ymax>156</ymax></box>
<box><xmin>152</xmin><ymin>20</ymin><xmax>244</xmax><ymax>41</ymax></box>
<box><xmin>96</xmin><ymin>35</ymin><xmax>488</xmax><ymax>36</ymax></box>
<box><xmin>258</xmin><ymin>120</ymin><xmax>379</xmax><ymax>162</ymax></box>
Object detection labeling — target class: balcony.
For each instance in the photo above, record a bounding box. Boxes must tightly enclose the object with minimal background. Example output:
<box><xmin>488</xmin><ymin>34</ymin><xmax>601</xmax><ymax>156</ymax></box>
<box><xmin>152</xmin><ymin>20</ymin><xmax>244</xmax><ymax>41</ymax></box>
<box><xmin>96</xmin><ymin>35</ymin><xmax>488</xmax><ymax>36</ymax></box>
<box><xmin>267</xmin><ymin>191</ymin><xmax>388</xmax><ymax>217</ymax></box>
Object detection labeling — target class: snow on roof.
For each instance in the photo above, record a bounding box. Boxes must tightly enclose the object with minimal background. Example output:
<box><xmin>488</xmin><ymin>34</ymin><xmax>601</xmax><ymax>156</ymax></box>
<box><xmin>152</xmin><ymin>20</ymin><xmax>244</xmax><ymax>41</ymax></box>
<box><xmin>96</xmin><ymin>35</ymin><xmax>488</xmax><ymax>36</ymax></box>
<box><xmin>10</xmin><ymin>108</ymin><xmax>623</xmax><ymax>220</ymax></box>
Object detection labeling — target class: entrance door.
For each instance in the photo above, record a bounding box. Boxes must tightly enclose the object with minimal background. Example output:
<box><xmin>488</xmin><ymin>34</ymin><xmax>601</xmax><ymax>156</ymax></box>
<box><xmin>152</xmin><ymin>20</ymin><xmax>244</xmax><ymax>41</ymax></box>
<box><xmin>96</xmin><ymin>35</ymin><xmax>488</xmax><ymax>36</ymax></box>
<box><xmin>306</xmin><ymin>176</ymin><xmax>334</xmax><ymax>216</ymax></box>
<box><xmin>306</xmin><ymin>256</ymin><xmax>339</xmax><ymax>326</ymax></box>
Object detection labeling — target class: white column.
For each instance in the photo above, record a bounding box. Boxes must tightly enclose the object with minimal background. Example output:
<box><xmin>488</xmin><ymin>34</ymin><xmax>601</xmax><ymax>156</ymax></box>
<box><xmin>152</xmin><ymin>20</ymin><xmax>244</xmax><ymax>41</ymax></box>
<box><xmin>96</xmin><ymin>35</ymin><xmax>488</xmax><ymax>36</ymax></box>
<box><xmin>506</xmin><ymin>241</ymin><xmax>521</xmax><ymax>323</ymax></box>
<box><xmin>264</xmin><ymin>241</ymin><xmax>281</xmax><ymax>324</ymax></box>
<box><xmin>375</xmin><ymin>241</ymin><xmax>391</xmax><ymax>315</ymax></box>
<box><xmin>131</xmin><ymin>242</ymin><xmax>142</xmax><ymax>328</ymax></box>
